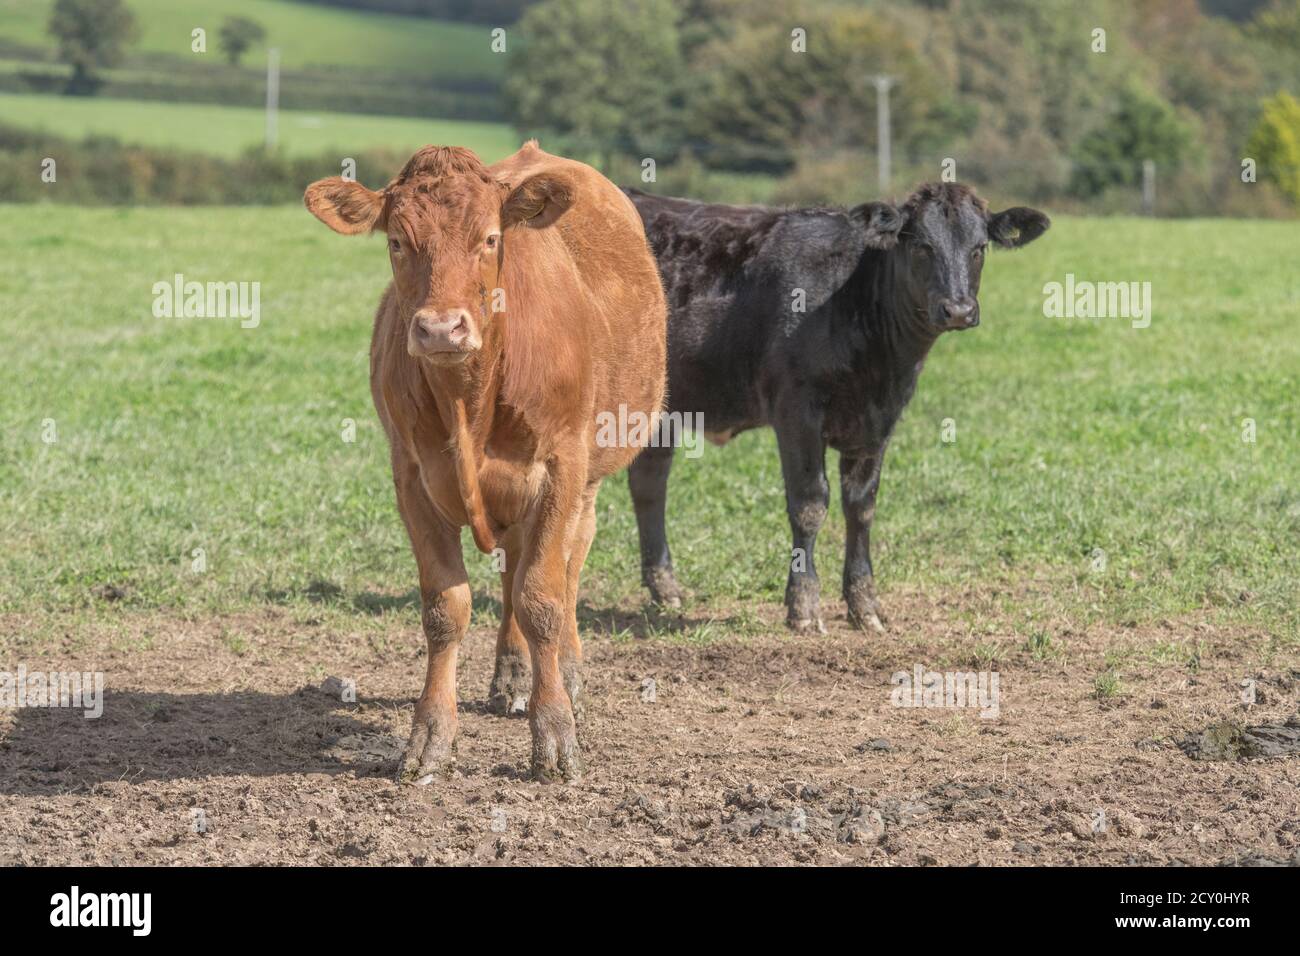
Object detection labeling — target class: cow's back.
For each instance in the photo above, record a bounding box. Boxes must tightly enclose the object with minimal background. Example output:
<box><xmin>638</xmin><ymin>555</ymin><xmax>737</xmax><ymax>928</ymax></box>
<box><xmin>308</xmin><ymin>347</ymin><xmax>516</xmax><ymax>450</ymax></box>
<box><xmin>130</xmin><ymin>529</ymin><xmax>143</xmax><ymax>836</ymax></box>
<box><xmin>624</xmin><ymin>189</ymin><xmax>795</xmax><ymax>429</ymax></box>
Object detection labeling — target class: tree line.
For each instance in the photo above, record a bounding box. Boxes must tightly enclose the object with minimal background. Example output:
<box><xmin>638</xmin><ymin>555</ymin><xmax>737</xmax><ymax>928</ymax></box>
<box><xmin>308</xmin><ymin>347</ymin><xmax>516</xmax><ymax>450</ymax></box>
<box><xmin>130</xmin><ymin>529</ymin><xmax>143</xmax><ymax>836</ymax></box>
<box><xmin>503</xmin><ymin>0</ymin><xmax>1300</xmax><ymax>214</ymax></box>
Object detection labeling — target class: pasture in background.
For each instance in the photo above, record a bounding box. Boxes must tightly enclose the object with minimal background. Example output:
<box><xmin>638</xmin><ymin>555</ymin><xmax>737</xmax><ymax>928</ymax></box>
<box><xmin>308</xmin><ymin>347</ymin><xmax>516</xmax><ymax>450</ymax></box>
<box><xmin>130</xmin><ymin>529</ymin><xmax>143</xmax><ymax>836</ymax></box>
<box><xmin>0</xmin><ymin>92</ymin><xmax>520</xmax><ymax>160</ymax></box>
<box><xmin>0</xmin><ymin>0</ymin><xmax>503</xmax><ymax>76</ymax></box>
<box><xmin>1</xmin><ymin>207</ymin><xmax>1296</xmax><ymax>648</ymax></box>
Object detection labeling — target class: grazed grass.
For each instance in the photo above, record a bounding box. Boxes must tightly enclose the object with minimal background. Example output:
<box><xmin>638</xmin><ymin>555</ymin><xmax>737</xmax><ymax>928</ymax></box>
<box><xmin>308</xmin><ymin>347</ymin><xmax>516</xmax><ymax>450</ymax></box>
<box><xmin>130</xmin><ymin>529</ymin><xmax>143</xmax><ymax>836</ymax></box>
<box><xmin>0</xmin><ymin>206</ymin><xmax>1296</xmax><ymax>644</ymax></box>
<box><xmin>0</xmin><ymin>92</ymin><xmax>518</xmax><ymax>160</ymax></box>
<box><xmin>1093</xmin><ymin>670</ymin><xmax>1123</xmax><ymax>700</ymax></box>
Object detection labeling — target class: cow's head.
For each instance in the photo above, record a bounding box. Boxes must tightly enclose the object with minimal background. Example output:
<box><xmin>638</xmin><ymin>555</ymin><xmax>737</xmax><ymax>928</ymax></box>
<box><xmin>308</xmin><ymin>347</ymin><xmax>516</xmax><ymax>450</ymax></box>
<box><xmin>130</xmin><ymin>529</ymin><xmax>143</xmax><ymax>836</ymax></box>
<box><xmin>857</xmin><ymin>183</ymin><xmax>1049</xmax><ymax>333</ymax></box>
<box><xmin>304</xmin><ymin>145</ymin><xmax>574</xmax><ymax>362</ymax></box>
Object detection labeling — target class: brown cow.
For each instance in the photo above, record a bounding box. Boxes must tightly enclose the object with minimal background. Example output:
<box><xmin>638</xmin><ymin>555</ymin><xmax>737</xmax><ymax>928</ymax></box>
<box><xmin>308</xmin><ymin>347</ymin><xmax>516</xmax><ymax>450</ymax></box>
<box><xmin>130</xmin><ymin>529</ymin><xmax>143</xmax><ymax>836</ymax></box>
<box><xmin>303</xmin><ymin>142</ymin><xmax>667</xmax><ymax>782</ymax></box>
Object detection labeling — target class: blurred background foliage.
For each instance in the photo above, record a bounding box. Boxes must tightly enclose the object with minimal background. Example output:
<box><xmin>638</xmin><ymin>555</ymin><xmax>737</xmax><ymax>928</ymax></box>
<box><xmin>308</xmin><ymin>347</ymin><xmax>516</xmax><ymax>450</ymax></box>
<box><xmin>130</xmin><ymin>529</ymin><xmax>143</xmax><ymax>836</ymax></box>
<box><xmin>1</xmin><ymin>0</ymin><xmax>1297</xmax><ymax>215</ymax></box>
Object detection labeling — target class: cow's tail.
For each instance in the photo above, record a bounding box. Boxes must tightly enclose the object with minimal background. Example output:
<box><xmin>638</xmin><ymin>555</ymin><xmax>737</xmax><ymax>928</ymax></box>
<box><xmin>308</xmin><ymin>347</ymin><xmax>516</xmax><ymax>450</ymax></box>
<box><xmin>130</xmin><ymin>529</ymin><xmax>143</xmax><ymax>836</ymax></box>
<box><xmin>451</xmin><ymin>397</ymin><xmax>496</xmax><ymax>555</ymax></box>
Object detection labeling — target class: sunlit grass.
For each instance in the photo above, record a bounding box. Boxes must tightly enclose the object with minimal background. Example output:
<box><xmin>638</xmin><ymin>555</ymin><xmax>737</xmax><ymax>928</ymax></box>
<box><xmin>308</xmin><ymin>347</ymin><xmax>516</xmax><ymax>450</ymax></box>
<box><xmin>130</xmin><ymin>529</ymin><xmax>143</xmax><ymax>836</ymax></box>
<box><xmin>1</xmin><ymin>206</ymin><xmax>1296</xmax><ymax>642</ymax></box>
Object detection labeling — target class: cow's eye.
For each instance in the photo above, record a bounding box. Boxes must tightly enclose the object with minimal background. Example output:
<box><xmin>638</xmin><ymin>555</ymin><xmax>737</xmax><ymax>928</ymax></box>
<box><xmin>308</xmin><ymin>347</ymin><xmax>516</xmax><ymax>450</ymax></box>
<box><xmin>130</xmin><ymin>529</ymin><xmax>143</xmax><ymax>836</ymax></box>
<box><xmin>389</xmin><ymin>238</ymin><xmax>402</xmax><ymax>254</ymax></box>
<box><xmin>972</xmin><ymin>245</ymin><xmax>985</xmax><ymax>261</ymax></box>
<box><xmin>484</xmin><ymin>234</ymin><xmax>499</xmax><ymax>251</ymax></box>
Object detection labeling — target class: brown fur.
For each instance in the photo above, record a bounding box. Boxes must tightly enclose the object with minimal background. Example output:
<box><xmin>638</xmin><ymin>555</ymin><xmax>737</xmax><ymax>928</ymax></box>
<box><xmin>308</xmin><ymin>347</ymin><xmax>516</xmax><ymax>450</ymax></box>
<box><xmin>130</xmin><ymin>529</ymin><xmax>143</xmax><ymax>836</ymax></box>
<box><xmin>304</xmin><ymin>142</ymin><xmax>667</xmax><ymax>781</ymax></box>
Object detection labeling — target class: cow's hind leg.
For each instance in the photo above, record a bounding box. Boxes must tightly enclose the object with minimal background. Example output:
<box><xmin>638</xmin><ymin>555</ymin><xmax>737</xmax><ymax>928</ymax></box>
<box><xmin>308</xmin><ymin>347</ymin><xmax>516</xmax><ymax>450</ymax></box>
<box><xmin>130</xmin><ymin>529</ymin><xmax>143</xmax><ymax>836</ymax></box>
<box><xmin>775</xmin><ymin>399</ymin><xmax>829</xmax><ymax>634</ymax></box>
<box><xmin>559</xmin><ymin>489</ymin><xmax>598</xmax><ymax>722</ymax></box>
<box><xmin>392</xmin><ymin>456</ymin><xmax>471</xmax><ymax>784</ymax></box>
<box><xmin>489</xmin><ymin>525</ymin><xmax>530</xmax><ymax>716</ymax></box>
<box><xmin>628</xmin><ymin>444</ymin><xmax>684</xmax><ymax>608</ymax></box>
<box><xmin>840</xmin><ymin>447</ymin><xmax>887</xmax><ymax>633</ymax></box>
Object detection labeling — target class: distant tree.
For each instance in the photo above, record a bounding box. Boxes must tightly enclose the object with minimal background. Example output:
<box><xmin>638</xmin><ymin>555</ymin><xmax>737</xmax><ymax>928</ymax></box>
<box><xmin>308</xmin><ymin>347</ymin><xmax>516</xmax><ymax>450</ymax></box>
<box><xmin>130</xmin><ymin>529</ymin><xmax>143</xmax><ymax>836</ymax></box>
<box><xmin>1070</xmin><ymin>84</ymin><xmax>1195</xmax><ymax>197</ymax></box>
<box><xmin>503</xmin><ymin>0</ymin><xmax>685</xmax><ymax>168</ymax></box>
<box><xmin>1247</xmin><ymin>0</ymin><xmax>1300</xmax><ymax>46</ymax></box>
<box><xmin>47</xmin><ymin>0</ymin><xmax>138</xmax><ymax>94</ymax></box>
<box><xmin>685</xmin><ymin>3</ymin><xmax>944</xmax><ymax>173</ymax></box>
<box><xmin>1246</xmin><ymin>91</ymin><xmax>1300</xmax><ymax>204</ymax></box>
<box><xmin>219</xmin><ymin>16</ymin><xmax>268</xmax><ymax>66</ymax></box>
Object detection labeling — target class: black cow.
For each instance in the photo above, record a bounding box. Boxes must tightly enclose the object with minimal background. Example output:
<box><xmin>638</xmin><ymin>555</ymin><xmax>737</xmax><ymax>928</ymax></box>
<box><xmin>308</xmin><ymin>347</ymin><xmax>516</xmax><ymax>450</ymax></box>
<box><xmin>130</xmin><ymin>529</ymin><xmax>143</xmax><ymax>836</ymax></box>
<box><xmin>625</xmin><ymin>182</ymin><xmax>1049</xmax><ymax>633</ymax></box>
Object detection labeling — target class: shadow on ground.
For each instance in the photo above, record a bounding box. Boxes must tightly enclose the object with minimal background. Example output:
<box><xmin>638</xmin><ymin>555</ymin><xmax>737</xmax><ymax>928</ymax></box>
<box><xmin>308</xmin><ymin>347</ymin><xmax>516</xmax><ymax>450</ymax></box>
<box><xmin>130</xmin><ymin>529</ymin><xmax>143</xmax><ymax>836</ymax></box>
<box><xmin>0</xmin><ymin>687</ymin><xmax>409</xmax><ymax>795</ymax></box>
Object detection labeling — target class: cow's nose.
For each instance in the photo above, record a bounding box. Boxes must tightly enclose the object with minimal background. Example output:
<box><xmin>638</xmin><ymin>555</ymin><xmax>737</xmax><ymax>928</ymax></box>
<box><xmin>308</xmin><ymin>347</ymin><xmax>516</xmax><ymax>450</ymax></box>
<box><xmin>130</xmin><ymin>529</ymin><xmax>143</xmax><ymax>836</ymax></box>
<box><xmin>410</xmin><ymin>309</ymin><xmax>476</xmax><ymax>354</ymax></box>
<box><xmin>941</xmin><ymin>298</ymin><xmax>978</xmax><ymax>327</ymax></box>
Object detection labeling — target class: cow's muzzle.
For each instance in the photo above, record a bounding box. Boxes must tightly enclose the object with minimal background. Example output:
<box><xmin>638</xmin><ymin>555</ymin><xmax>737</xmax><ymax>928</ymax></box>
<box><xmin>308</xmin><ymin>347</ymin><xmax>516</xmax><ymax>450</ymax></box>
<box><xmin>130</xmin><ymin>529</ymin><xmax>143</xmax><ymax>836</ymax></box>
<box><xmin>936</xmin><ymin>297</ymin><xmax>979</xmax><ymax>331</ymax></box>
<box><xmin>409</xmin><ymin>309</ymin><xmax>481</xmax><ymax>358</ymax></box>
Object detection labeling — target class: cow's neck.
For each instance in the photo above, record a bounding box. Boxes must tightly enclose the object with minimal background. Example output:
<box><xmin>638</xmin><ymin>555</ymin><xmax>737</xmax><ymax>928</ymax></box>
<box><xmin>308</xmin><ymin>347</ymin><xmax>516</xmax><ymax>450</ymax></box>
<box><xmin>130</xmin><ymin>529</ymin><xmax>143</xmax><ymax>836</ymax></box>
<box><xmin>846</xmin><ymin>251</ymin><xmax>939</xmax><ymax>383</ymax></box>
<box><xmin>419</xmin><ymin>342</ymin><xmax>503</xmax><ymax>555</ymax></box>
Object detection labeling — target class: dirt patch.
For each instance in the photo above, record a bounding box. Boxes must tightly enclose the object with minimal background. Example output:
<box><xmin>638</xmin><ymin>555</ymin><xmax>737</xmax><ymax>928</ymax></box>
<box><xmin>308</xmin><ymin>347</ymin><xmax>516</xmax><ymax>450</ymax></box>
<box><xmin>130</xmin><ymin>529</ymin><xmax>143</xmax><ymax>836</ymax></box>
<box><xmin>1</xmin><ymin>595</ymin><xmax>1298</xmax><ymax>866</ymax></box>
<box><xmin>1181</xmin><ymin>717</ymin><xmax>1300</xmax><ymax>761</ymax></box>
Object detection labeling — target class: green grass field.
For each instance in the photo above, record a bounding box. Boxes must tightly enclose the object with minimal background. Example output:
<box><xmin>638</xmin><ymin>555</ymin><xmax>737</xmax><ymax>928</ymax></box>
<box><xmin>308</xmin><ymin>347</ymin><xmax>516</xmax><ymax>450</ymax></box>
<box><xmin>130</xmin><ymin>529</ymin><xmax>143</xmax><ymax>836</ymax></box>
<box><xmin>0</xmin><ymin>0</ymin><xmax>502</xmax><ymax>78</ymax></box>
<box><xmin>1</xmin><ymin>206</ymin><xmax>1297</xmax><ymax>642</ymax></box>
<box><xmin>0</xmin><ymin>92</ymin><xmax>519</xmax><ymax>159</ymax></box>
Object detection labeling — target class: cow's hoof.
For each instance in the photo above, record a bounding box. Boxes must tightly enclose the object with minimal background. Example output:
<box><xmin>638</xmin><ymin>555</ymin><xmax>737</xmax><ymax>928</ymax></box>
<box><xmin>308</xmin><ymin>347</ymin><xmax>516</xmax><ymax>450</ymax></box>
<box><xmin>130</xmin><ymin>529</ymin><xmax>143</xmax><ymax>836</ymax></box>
<box><xmin>398</xmin><ymin>741</ymin><xmax>456</xmax><ymax>785</ymax></box>
<box><xmin>398</xmin><ymin>713</ymin><xmax>457</xmax><ymax>784</ymax></box>
<box><xmin>531</xmin><ymin>722</ymin><xmax>582</xmax><ymax>783</ymax></box>
<box><xmin>787</xmin><ymin>615</ymin><xmax>827</xmax><ymax>635</ymax></box>
<box><xmin>488</xmin><ymin>654</ymin><xmax>530</xmax><ymax>717</ymax></box>
<box><xmin>845</xmin><ymin>585</ymin><xmax>888</xmax><ymax>634</ymax></box>
<box><xmin>644</xmin><ymin>566</ymin><xmax>684</xmax><ymax>609</ymax></box>
<box><xmin>847</xmin><ymin>603</ymin><xmax>887</xmax><ymax>633</ymax></box>
<box><xmin>533</xmin><ymin>746</ymin><xmax>583</xmax><ymax>784</ymax></box>
<box><xmin>785</xmin><ymin>576</ymin><xmax>824</xmax><ymax>635</ymax></box>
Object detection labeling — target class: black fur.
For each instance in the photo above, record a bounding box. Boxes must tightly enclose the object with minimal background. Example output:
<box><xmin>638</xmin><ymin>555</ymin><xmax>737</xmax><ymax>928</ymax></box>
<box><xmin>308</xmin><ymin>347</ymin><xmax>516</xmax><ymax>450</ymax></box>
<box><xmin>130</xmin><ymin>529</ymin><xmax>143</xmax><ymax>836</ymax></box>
<box><xmin>624</xmin><ymin>182</ymin><xmax>1049</xmax><ymax>631</ymax></box>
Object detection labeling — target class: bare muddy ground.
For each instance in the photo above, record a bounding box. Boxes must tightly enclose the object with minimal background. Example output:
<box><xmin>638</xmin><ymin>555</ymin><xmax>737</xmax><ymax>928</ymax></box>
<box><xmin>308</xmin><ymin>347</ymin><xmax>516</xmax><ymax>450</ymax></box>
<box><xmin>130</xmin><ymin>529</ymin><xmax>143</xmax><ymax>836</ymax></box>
<box><xmin>2</xmin><ymin>592</ymin><xmax>1298</xmax><ymax>866</ymax></box>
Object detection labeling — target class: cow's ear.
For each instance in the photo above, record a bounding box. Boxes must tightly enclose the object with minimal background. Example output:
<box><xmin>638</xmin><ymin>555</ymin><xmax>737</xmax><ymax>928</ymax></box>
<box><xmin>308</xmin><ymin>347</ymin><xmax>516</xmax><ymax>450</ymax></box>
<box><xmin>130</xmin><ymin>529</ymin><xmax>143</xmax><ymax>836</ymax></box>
<box><xmin>304</xmin><ymin>177</ymin><xmax>385</xmax><ymax>235</ymax></box>
<box><xmin>855</xmin><ymin>202</ymin><xmax>906</xmax><ymax>250</ymax></box>
<box><xmin>501</xmin><ymin>171</ymin><xmax>576</xmax><ymax>230</ymax></box>
<box><xmin>988</xmin><ymin>206</ymin><xmax>1050</xmax><ymax>249</ymax></box>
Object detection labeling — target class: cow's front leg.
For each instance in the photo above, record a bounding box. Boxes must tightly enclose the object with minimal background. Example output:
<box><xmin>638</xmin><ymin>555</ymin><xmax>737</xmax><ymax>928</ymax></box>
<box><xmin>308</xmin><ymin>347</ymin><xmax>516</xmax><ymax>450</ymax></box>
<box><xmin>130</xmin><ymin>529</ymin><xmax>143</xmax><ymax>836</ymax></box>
<box><xmin>775</xmin><ymin>400</ymin><xmax>829</xmax><ymax>634</ymax></box>
<box><xmin>840</xmin><ymin>447</ymin><xmax>887</xmax><ymax>633</ymax></box>
<box><xmin>514</xmin><ymin>458</ymin><xmax>586</xmax><ymax>781</ymax></box>
<box><xmin>391</xmin><ymin>458</ymin><xmax>471</xmax><ymax>784</ymax></box>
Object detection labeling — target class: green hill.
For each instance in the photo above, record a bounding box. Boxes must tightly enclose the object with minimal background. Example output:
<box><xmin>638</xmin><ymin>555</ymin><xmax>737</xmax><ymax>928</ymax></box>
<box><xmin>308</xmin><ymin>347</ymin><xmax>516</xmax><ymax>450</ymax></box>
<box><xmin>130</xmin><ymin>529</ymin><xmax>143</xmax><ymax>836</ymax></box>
<box><xmin>0</xmin><ymin>0</ymin><xmax>503</xmax><ymax>79</ymax></box>
<box><xmin>0</xmin><ymin>91</ymin><xmax>518</xmax><ymax>159</ymax></box>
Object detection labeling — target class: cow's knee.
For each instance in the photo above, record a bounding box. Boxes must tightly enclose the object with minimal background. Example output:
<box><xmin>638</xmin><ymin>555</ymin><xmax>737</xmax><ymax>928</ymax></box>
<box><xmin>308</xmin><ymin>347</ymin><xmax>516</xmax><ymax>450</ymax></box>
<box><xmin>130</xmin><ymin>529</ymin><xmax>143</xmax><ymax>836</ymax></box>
<box><xmin>789</xmin><ymin>494</ymin><xmax>828</xmax><ymax>539</ymax></box>
<box><xmin>785</xmin><ymin>487</ymin><xmax>828</xmax><ymax>634</ymax></box>
<box><xmin>422</xmin><ymin>585</ymin><xmax>470</xmax><ymax>650</ymax></box>
<box><xmin>514</xmin><ymin>583</ymin><xmax>564</xmax><ymax>649</ymax></box>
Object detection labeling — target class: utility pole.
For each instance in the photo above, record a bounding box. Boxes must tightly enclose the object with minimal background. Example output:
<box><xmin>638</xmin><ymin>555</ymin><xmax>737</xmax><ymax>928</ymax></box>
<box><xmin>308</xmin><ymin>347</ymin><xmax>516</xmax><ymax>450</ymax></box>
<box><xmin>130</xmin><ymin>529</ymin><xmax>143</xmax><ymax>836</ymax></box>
<box><xmin>1141</xmin><ymin>159</ymin><xmax>1156</xmax><ymax>216</ymax></box>
<box><xmin>265</xmin><ymin>47</ymin><xmax>281</xmax><ymax>151</ymax></box>
<box><xmin>872</xmin><ymin>75</ymin><xmax>894</xmax><ymax>196</ymax></box>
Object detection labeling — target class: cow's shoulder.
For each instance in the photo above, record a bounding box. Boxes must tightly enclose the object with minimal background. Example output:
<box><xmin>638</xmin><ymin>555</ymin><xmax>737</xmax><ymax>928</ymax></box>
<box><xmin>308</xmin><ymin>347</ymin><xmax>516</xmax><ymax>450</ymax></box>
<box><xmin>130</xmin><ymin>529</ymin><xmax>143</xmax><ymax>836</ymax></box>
<box><xmin>760</xmin><ymin>207</ymin><xmax>874</xmax><ymax>305</ymax></box>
